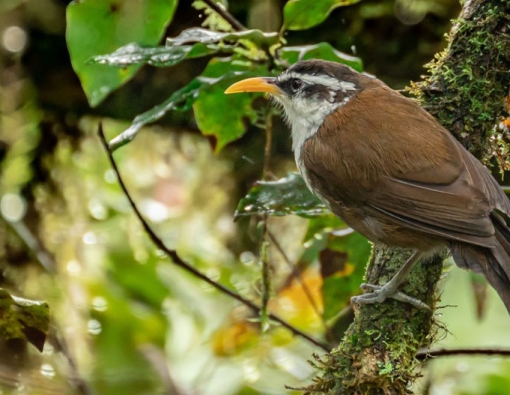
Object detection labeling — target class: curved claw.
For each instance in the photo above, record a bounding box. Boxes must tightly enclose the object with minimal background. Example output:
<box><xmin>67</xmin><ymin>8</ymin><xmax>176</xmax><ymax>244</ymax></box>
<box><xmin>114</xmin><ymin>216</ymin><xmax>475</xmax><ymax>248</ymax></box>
<box><xmin>351</xmin><ymin>283</ymin><xmax>431</xmax><ymax>311</ymax></box>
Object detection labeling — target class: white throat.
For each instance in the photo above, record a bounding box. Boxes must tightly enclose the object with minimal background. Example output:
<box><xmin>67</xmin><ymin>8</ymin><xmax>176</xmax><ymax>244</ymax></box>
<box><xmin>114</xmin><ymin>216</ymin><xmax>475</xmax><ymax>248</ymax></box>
<box><xmin>277</xmin><ymin>95</ymin><xmax>341</xmax><ymax>186</ymax></box>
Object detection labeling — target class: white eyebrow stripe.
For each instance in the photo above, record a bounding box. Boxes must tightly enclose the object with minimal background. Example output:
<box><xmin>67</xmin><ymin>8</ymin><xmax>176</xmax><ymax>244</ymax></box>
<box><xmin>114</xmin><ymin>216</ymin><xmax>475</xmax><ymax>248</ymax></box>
<box><xmin>282</xmin><ymin>71</ymin><xmax>357</xmax><ymax>92</ymax></box>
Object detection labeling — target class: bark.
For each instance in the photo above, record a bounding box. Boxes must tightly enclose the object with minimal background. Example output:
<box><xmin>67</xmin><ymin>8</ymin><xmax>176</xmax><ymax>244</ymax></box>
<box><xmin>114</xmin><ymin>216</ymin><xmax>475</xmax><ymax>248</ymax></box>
<box><xmin>307</xmin><ymin>0</ymin><xmax>510</xmax><ymax>393</ymax></box>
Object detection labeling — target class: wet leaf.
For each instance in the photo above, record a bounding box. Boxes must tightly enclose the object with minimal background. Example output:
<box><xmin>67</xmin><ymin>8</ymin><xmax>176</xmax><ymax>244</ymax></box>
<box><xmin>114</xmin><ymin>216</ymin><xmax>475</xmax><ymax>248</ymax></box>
<box><xmin>282</xmin><ymin>0</ymin><xmax>361</xmax><ymax>31</ymax></box>
<box><xmin>109</xmin><ymin>59</ymin><xmax>263</xmax><ymax>151</ymax></box>
<box><xmin>0</xmin><ymin>289</ymin><xmax>50</xmax><ymax>352</ymax></box>
<box><xmin>109</xmin><ymin>77</ymin><xmax>218</xmax><ymax>150</ymax></box>
<box><xmin>66</xmin><ymin>0</ymin><xmax>177</xmax><ymax>107</ymax></box>
<box><xmin>235</xmin><ymin>173</ymin><xmax>328</xmax><ymax>218</ymax></box>
<box><xmin>279</xmin><ymin>42</ymin><xmax>363</xmax><ymax>71</ymax></box>
<box><xmin>91</xmin><ymin>42</ymin><xmax>226</xmax><ymax>68</ymax></box>
<box><xmin>193</xmin><ymin>57</ymin><xmax>270</xmax><ymax>151</ymax></box>
<box><xmin>166</xmin><ymin>27</ymin><xmax>279</xmax><ymax>47</ymax></box>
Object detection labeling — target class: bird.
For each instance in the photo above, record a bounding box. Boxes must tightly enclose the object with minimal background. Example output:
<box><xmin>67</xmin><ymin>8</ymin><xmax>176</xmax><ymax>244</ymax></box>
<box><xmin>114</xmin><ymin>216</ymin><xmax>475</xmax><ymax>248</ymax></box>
<box><xmin>225</xmin><ymin>59</ymin><xmax>510</xmax><ymax>313</ymax></box>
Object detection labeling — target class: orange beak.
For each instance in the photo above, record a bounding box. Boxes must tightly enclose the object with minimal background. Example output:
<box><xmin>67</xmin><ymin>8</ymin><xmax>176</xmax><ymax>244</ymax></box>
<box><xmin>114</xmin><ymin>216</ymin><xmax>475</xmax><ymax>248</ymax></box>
<box><xmin>225</xmin><ymin>77</ymin><xmax>281</xmax><ymax>96</ymax></box>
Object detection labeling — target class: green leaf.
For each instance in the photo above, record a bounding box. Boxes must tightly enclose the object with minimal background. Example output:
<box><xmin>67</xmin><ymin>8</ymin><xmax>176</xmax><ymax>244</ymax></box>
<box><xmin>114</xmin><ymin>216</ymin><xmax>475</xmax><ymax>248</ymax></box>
<box><xmin>279</xmin><ymin>42</ymin><xmax>363</xmax><ymax>71</ymax></box>
<box><xmin>0</xmin><ymin>289</ymin><xmax>50</xmax><ymax>352</ymax></box>
<box><xmin>291</xmin><ymin>214</ymin><xmax>370</xmax><ymax>339</ymax></box>
<box><xmin>282</xmin><ymin>0</ymin><xmax>361</xmax><ymax>31</ymax></box>
<box><xmin>319</xmin><ymin>230</ymin><xmax>371</xmax><ymax>321</ymax></box>
<box><xmin>89</xmin><ymin>27</ymin><xmax>279</xmax><ymax>70</ymax></box>
<box><xmin>235</xmin><ymin>173</ymin><xmax>328</xmax><ymax>218</ymax></box>
<box><xmin>66</xmin><ymin>0</ymin><xmax>177</xmax><ymax>107</ymax></box>
<box><xmin>297</xmin><ymin>215</ymin><xmax>371</xmax><ymax>321</ymax></box>
<box><xmin>299</xmin><ymin>214</ymin><xmax>345</xmax><ymax>267</ymax></box>
<box><xmin>167</xmin><ymin>27</ymin><xmax>280</xmax><ymax>47</ymax></box>
<box><xmin>92</xmin><ymin>42</ymin><xmax>226</xmax><ymax>68</ymax></box>
<box><xmin>193</xmin><ymin>57</ymin><xmax>270</xmax><ymax>151</ymax></box>
<box><xmin>110</xmin><ymin>56</ymin><xmax>271</xmax><ymax>151</ymax></box>
<box><xmin>109</xmin><ymin>76</ymin><xmax>222</xmax><ymax>150</ymax></box>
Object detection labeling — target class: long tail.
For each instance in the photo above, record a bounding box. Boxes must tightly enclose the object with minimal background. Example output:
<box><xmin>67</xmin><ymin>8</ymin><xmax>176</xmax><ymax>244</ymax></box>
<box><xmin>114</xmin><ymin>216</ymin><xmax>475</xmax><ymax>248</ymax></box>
<box><xmin>450</xmin><ymin>212</ymin><xmax>510</xmax><ymax>314</ymax></box>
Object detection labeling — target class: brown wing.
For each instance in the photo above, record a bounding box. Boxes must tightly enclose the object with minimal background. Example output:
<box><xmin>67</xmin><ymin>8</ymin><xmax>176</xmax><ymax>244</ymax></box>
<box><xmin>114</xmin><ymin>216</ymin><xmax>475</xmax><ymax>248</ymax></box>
<box><xmin>366</xmin><ymin>133</ymin><xmax>510</xmax><ymax>247</ymax></box>
<box><xmin>305</xmin><ymin>82</ymin><xmax>509</xmax><ymax>248</ymax></box>
<box><xmin>366</xmin><ymin>172</ymin><xmax>495</xmax><ymax>246</ymax></box>
<box><xmin>364</xmin><ymin>131</ymin><xmax>508</xmax><ymax>248</ymax></box>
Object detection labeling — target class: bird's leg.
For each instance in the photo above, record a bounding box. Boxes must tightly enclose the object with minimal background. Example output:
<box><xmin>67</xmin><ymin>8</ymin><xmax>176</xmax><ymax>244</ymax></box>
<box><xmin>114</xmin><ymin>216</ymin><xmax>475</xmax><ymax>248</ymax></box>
<box><xmin>351</xmin><ymin>250</ymin><xmax>431</xmax><ymax>310</ymax></box>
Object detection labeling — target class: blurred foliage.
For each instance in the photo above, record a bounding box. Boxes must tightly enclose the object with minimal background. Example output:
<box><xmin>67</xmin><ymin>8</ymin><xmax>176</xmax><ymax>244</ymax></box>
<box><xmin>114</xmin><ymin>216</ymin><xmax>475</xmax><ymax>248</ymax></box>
<box><xmin>3</xmin><ymin>0</ymin><xmax>510</xmax><ymax>395</ymax></box>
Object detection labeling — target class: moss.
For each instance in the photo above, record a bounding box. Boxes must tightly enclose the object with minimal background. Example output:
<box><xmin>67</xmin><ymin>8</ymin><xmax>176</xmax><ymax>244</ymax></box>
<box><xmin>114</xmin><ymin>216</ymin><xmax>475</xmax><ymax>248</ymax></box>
<box><xmin>408</xmin><ymin>0</ymin><xmax>510</xmax><ymax>167</ymax></box>
<box><xmin>303</xmin><ymin>247</ymin><xmax>441</xmax><ymax>394</ymax></box>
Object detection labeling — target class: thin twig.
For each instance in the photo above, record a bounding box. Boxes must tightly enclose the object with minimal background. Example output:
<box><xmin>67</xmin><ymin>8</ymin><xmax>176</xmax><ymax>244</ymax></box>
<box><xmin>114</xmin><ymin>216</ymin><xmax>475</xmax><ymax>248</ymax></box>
<box><xmin>259</xmin><ymin>216</ymin><xmax>270</xmax><ymax>330</ymax></box>
<box><xmin>262</xmin><ymin>106</ymin><xmax>273</xmax><ymax>178</ymax></box>
<box><xmin>267</xmin><ymin>229</ymin><xmax>339</xmax><ymax>344</ymax></box>
<box><xmin>97</xmin><ymin>124</ymin><xmax>330</xmax><ymax>352</ymax></box>
<box><xmin>417</xmin><ymin>347</ymin><xmax>510</xmax><ymax>360</ymax></box>
<box><xmin>202</xmin><ymin>0</ymin><xmax>246</xmax><ymax>31</ymax></box>
<box><xmin>50</xmin><ymin>331</ymin><xmax>96</xmax><ymax>395</ymax></box>
<box><xmin>259</xmin><ymin>105</ymin><xmax>272</xmax><ymax>329</ymax></box>
<box><xmin>267</xmin><ymin>230</ymin><xmax>323</xmax><ymax>321</ymax></box>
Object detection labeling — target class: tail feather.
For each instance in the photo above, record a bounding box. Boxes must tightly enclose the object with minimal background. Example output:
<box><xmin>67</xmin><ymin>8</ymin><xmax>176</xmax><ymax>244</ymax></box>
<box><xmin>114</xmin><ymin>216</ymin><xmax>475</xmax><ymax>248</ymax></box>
<box><xmin>481</xmin><ymin>251</ymin><xmax>510</xmax><ymax>314</ymax></box>
<box><xmin>451</xmin><ymin>217</ymin><xmax>510</xmax><ymax>314</ymax></box>
<box><xmin>491</xmin><ymin>211</ymin><xmax>510</xmax><ymax>280</ymax></box>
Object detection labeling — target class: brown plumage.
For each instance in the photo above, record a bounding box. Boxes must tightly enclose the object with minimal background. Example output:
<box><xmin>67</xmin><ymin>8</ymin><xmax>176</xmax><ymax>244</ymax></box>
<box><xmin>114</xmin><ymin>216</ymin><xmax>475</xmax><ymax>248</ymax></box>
<box><xmin>225</xmin><ymin>59</ymin><xmax>510</xmax><ymax>313</ymax></box>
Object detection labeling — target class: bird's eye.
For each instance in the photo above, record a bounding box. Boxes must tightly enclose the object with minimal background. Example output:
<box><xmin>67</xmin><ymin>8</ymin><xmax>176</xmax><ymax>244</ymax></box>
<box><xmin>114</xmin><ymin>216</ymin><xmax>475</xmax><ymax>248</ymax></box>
<box><xmin>290</xmin><ymin>78</ymin><xmax>303</xmax><ymax>91</ymax></box>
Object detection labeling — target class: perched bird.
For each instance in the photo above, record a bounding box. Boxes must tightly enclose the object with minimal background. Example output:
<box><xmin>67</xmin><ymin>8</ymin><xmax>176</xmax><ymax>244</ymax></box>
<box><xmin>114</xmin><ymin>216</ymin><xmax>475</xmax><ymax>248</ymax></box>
<box><xmin>225</xmin><ymin>59</ymin><xmax>510</xmax><ymax>312</ymax></box>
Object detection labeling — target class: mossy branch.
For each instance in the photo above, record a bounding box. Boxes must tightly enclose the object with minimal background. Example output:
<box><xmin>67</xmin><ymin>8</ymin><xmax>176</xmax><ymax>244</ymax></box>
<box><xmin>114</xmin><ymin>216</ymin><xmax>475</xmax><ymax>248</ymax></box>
<box><xmin>410</xmin><ymin>0</ymin><xmax>510</xmax><ymax>165</ymax></box>
<box><xmin>306</xmin><ymin>0</ymin><xmax>510</xmax><ymax>393</ymax></box>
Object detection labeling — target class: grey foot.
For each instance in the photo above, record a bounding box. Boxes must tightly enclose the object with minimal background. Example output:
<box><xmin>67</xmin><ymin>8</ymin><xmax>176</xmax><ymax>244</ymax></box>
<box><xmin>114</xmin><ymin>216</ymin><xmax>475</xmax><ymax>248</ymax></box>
<box><xmin>351</xmin><ymin>283</ymin><xmax>431</xmax><ymax>311</ymax></box>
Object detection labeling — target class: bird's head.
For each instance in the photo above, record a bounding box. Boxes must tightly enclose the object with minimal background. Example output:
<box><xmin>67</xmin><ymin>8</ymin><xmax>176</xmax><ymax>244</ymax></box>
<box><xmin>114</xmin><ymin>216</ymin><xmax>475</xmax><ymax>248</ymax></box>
<box><xmin>225</xmin><ymin>60</ymin><xmax>366</xmax><ymax>135</ymax></box>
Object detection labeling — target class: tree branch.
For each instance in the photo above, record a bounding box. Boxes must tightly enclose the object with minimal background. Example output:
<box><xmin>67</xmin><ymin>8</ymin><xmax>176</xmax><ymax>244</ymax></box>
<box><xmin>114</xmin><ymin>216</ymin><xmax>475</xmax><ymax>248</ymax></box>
<box><xmin>416</xmin><ymin>347</ymin><xmax>510</xmax><ymax>360</ymax></box>
<box><xmin>97</xmin><ymin>124</ymin><xmax>330</xmax><ymax>352</ymax></box>
<box><xmin>308</xmin><ymin>0</ymin><xmax>510</xmax><ymax>393</ymax></box>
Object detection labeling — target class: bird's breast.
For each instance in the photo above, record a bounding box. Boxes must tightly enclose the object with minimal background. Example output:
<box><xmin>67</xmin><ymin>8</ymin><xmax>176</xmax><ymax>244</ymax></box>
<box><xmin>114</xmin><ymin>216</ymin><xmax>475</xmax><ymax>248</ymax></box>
<box><xmin>291</xmin><ymin>121</ymin><xmax>322</xmax><ymax>192</ymax></box>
